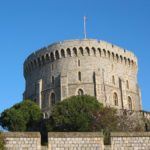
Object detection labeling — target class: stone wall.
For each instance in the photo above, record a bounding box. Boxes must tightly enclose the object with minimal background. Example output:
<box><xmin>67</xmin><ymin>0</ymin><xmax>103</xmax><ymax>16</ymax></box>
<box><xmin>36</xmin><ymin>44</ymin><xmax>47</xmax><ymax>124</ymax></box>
<box><xmin>111</xmin><ymin>132</ymin><xmax>150</xmax><ymax>150</ymax></box>
<box><xmin>2</xmin><ymin>132</ymin><xmax>41</xmax><ymax>150</ymax></box>
<box><xmin>48</xmin><ymin>132</ymin><xmax>104</xmax><ymax>150</ymax></box>
<box><xmin>2</xmin><ymin>132</ymin><xmax>150</xmax><ymax>149</ymax></box>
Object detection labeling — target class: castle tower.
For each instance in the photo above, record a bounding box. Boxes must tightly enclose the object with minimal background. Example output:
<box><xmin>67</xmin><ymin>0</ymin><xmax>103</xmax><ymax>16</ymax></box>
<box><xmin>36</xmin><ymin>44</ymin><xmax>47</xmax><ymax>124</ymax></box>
<box><xmin>23</xmin><ymin>39</ymin><xmax>142</xmax><ymax>116</ymax></box>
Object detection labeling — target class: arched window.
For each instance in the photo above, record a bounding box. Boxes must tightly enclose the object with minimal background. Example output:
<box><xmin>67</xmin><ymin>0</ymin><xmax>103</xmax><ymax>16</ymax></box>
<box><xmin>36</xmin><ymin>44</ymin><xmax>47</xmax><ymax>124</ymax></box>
<box><xmin>128</xmin><ymin>96</ymin><xmax>132</xmax><ymax>110</ymax></box>
<box><xmin>30</xmin><ymin>61</ymin><xmax>34</xmax><ymax>69</ymax></box>
<box><xmin>85</xmin><ymin>47</ymin><xmax>90</xmax><ymax>55</ymax></box>
<box><xmin>108</xmin><ymin>51</ymin><xmax>110</xmax><ymax>59</ymax></box>
<box><xmin>55</xmin><ymin>50</ymin><xmax>60</xmax><ymax>59</ymax></box>
<box><xmin>51</xmin><ymin>93</ymin><xmax>55</xmax><ymax>105</ymax></box>
<box><xmin>67</xmin><ymin>48</ymin><xmax>71</xmax><ymax>57</ymax></box>
<box><xmin>78</xmin><ymin>72</ymin><xmax>81</xmax><ymax>81</ymax></box>
<box><xmin>116</xmin><ymin>54</ymin><xmax>119</xmax><ymax>62</ymax></box>
<box><xmin>61</xmin><ymin>49</ymin><xmax>65</xmax><ymax>58</ymax></box>
<box><xmin>112</xmin><ymin>53</ymin><xmax>115</xmax><ymax>60</ymax></box>
<box><xmin>51</xmin><ymin>76</ymin><xmax>54</xmax><ymax>85</ymax></box>
<box><xmin>112</xmin><ymin>76</ymin><xmax>115</xmax><ymax>85</ymax></box>
<box><xmin>128</xmin><ymin>58</ymin><xmax>130</xmax><ymax>66</ymax></box>
<box><xmin>51</xmin><ymin>64</ymin><xmax>54</xmax><ymax>71</ymax></box>
<box><xmin>78</xmin><ymin>89</ymin><xmax>84</xmax><ymax>96</ymax></box>
<box><xmin>126</xmin><ymin>80</ymin><xmax>129</xmax><ymax>89</ymax></box>
<box><xmin>78</xmin><ymin>59</ymin><xmax>80</xmax><ymax>66</ymax></box>
<box><xmin>38</xmin><ymin>57</ymin><xmax>41</xmax><ymax>66</ymax></box>
<box><xmin>113</xmin><ymin>92</ymin><xmax>118</xmax><ymax>106</ymax></box>
<box><xmin>92</xmin><ymin>47</ymin><xmax>96</xmax><ymax>56</ymax></box>
<box><xmin>124</xmin><ymin>57</ymin><xmax>127</xmax><ymax>65</ymax></box>
<box><xmin>120</xmin><ymin>55</ymin><xmax>123</xmax><ymax>62</ymax></box>
<box><xmin>46</xmin><ymin>53</ymin><xmax>49</xmax><ymax>60</ymax></box>
<box><xmin>79</xmin><ymin>47</ymin><xmax>84</xmax><ymax>56</ymax></box>
<box><xmin>50</xmin><ymin>52</ymin><xmax>54</xmax><ymax>62</ymax></box>
<box><xmin>42</xmin><ymin>55</ymin><xmax>45</xmax><ymax>64</ymax></box>
<box><xmin>98</xmin><ymin>48</ymin><xmax>101</xmax><ymax>56</ymax></box>
<box><xmin>103</xmin><ymin>49</ymin><xmax>106</xmax><ymax>57</ymax></box>
<box><xmin>73</xmin><ymin>47</ymin><xmax>77</xmax><ymax>56</ymax></box>
<box><xmin>131</xmin><ymin>60</ymin><xmax>134</xmax><ymax>66</ymax></box>
<box><xmin>34</xmin><ymin>59</ymin><xmax>37</xmax><ymax>67</ymax></box>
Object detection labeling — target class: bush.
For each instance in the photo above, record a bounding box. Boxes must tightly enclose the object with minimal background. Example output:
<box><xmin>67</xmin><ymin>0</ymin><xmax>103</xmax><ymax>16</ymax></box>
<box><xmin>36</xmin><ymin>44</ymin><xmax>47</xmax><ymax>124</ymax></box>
<box><xmin>50</xmin><ymin>95</ymin><xmax>103</xmax><ymax>131</ymax></box>
<box><xmin>0</xmin><ymin>131</ymin><xmax>5</xmax><ymax>150</ymax></box>
<box><xmin>0</xmin><ymin>100</ymin><xmax>42</xmax><ymax>131</ymax></box>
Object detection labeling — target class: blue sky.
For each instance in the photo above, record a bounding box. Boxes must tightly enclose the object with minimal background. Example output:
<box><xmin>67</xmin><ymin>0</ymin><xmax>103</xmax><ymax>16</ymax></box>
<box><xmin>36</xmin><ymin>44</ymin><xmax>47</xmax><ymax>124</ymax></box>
<box><xmin>0</xmin><ymin>0</ymin><xmax>150</xmax><ymax>112</ymax></box>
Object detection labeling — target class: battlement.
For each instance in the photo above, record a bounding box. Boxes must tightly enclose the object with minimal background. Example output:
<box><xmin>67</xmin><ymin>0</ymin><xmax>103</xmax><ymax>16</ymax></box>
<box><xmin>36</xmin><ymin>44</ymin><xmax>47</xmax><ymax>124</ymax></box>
<box><xmin>24</xmin><ymin>39</ymin><xmax>138</xmax><ymax>77</ymax></box>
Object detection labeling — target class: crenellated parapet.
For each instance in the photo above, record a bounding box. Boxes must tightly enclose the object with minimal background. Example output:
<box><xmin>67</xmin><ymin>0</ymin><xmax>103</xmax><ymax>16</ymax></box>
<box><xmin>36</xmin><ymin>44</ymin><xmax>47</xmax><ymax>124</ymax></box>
<box><xmin>24</xmin><ymin>39</ymin><xmax>137</xmax><ymax>78</ymax></box>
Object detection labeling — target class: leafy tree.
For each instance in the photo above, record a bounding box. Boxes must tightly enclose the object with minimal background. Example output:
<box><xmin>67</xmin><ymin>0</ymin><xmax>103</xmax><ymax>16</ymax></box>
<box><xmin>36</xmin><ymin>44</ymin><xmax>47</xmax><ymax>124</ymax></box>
<box><xmin>50</xmin><ymin>95</ymin><xmax>103</xmax><ymax>131</ymax></box>
<box><xmin>46</xmin><ymin>95</ymin><xmax>118</xmax><ymax>133</ymax></box>
<box><xmin>43</xmin><ymin>95</ymin><xmax>118</xmax><ymax>144</ymax></box>
<box><xmin>0</xmin><ymin>131</ymin><xmax>5</xmax><ymax>150</ymax></box>
<box><xmin>0</xmin><ymin>100</ymin><xmax>42</xmax><ymax>131</ymax></box>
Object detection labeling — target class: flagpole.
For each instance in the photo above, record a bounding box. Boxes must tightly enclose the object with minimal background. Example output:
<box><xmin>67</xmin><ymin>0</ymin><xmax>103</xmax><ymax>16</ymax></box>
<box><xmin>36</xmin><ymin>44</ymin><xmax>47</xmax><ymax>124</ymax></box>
<box><xmin>84</xmin><ymin>16</ymin><xmax>87</xmax><ymax>39</ymax></box>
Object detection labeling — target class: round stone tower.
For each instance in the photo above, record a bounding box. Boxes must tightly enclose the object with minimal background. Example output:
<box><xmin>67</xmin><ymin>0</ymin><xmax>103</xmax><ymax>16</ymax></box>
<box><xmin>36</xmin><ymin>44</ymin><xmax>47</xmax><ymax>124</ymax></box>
<box><xmin>23</xmin><ymin>39</ymin><xmax>142</xmax><ymax>117</ymax></box>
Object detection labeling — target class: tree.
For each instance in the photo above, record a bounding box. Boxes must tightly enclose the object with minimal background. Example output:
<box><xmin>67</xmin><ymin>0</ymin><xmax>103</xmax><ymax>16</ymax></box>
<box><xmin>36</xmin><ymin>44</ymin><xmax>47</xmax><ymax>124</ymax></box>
<box><xmin>0</xmin><ymin>100</ymin><xmax>42</xmax><ymax>131</ymax></box>
<box><xmin>47</xmin><ymin>95</ymin><xmax>118</xmax><ymax>133</ymax></box>
<box><xmin>50</xmin><ymin>95</ymin><xmax>103</xmax><ymax>131</ymax></box>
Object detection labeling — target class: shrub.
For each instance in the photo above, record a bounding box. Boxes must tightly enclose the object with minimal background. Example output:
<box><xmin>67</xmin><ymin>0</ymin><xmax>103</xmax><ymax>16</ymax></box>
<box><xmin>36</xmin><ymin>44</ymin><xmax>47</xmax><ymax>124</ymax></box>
<box><xmin>0</xmin><ymin>100</ymin><xmax>42</xmax><ymax>131</ymax></box>
<box><xmin>50</xmin><ymin>95</ymin><xmax>103</xmax><ymax>131</ymax></box>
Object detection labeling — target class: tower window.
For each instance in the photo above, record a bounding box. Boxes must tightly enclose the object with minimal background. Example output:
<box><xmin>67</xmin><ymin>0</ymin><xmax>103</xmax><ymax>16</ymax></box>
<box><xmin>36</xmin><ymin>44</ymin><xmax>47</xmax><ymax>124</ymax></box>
<box><xmin>85</xmin><ymin>47</ymin><xmax>90</xmax><ymax>55</ymax></box>
<box><xmin>92</xmin><ymin>47</ymin><xmax>96</xmax><ymax>56</ymax></box>
<box><xmin>55</xmin><ymin>50</ymin><xmax>60</xmax><ymax>59</ymax></box>
<box><xmin>78</xmin><ymin>89</ymin><xmax>84</xmax><ymax>96</ymax></box>
<box><xmin>112</xmin><ymin>76</ymin><xmax>115</xmax><ymax>84</ymax></box>
<box><xmin>67</xmin><ymin>48</ymin><xmax>71</xmax><ymax>57</ymax></box>
<box><xmin>61</xmin><ymin>49</ymin><xmax>65</xmax><ymax>58</ymax></box>
<box><xmin>79</xmin><ymin>47</ymin><xmax>84</xmax><ymax>56</ymax></box>
<box><xmin>128</xmin><ymin>96</ymin><xmax>132</xmax><ymax>110</ymax></box>
<box><xmin>113</xmin><ymin>92</ymin><xmax>118</xmax><ymax>106</ymax></box>
<box><xmin>78</xmin><ymin>59</ymin><xmax>80</xmax><ymax>66</ymax></box>
<box><xmin>73</xmin><ymin>47</ymin><xmax>77</xmax><ymax>56</ymax></box>
<box><xmin>78</xmin><ymin>72</ymin><xmax>81</xmax><ymax>81</ymax></box>
<box><xmin>51</xmin><ymin>76</ymin><xmax>54</xmax><ymax>85</ymax></box>
<box><xmin>51</xmin><ymin>93</ymin><xmax>55</xmax><ymax>105</ymax></box>
<box><xmin>51</xmin><ymin>64</ymin><xmax>54</xmax><ymax>71</ymax></box>
<box><xmin>50</xmin><ymin>52</ymin><xmax>54</xmax><ymax>62</ymax></box>
<box><xmin>126</xmin><ymin>80</ymin><xmax>129</xmax><ymax>89</ymax></box>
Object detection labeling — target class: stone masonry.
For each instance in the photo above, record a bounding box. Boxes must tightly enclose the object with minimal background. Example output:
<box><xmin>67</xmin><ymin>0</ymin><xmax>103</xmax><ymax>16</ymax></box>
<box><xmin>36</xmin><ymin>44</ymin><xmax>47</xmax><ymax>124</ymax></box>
<box><xmin>23</xmin><ymin>39</ymin><xmax>142</xmax><ymax>117</ymax></box>
<box><xmin>2</xmin><ymin>132</ymin><xmax>41</xmax><ymax>150</ymax></box>
<box><xmin>2</xmin><ymin>132</ymin><xmax>150</xmax><ymax>150</ymax></box>
<box><xmin>111</xmin><ymin>132</ymin><xmax>150</xmax><ymax>150</ymax></box>
<box><xmin>48</xmin><ymin>132</ymin><xmax>104</xmax><ymax>150</ymax></box>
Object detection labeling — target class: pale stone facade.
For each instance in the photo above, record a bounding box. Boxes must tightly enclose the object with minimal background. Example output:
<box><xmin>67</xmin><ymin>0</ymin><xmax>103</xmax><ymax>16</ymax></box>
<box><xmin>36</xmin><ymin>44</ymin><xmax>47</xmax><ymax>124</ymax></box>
<box><xmin>23</xmin><ymin>39</ymin><xmax>142</xmax><ymax>116</ymax></box>
<box><xmin>3</xmin><ymin>132</ymin><xmax>41</xmax><ymax>150</ymax></box>
<box><xmin>111</xmin><ymin>132</ymin><xmax>150</xmax><ymax>150</ymax></box>
<box><xmin>48</xmin><ymin>132</ymin><xmax>104</xmax><ymax>150</ymax></box>
<box><xmin>2</xmin><ymin>132</ymin><xmax>150</xmax><ymax>149</ymax></box>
